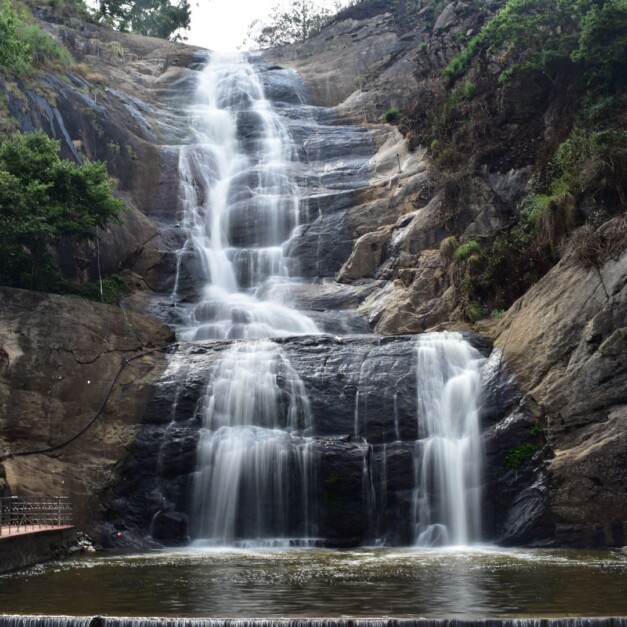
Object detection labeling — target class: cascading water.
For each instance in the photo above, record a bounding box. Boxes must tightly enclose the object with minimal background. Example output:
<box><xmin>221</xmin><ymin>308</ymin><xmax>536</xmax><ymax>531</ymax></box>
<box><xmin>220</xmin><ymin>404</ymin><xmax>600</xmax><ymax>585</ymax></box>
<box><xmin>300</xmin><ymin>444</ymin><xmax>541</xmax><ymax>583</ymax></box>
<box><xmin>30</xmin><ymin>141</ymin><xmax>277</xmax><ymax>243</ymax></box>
<box><xmin>190</xmin><ymin>340</ymin><xmax>317</xmax><ymax>545</ymax></box>
<box><xmin>174</xmin><ymin>51</ymin><xmax>318</xmax><ymax>341</ymax></box>
<box><xmin>412</xmin><ymin>333</ymin><xmax>485</xmax><ymax>546</ymax></box>
<box><xmin>159</xmin><ymin>52</ymin><xmax>489</xmax><ymax>550</ymax></box>
<box><xmin>174</xmin><ymin>52</ymin><xmax>319</xmax><ymax>546</ymax></box>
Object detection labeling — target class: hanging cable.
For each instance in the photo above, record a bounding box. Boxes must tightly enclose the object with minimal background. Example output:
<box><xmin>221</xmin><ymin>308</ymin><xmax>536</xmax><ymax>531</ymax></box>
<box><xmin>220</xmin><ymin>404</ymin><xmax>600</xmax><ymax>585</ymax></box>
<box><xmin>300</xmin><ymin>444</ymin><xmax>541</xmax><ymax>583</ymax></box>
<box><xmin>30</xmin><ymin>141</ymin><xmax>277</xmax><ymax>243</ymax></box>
<box><xmin>0</xmin><ymin>342</ymin><xmax>180</xmax><ymax>463</ymax></box>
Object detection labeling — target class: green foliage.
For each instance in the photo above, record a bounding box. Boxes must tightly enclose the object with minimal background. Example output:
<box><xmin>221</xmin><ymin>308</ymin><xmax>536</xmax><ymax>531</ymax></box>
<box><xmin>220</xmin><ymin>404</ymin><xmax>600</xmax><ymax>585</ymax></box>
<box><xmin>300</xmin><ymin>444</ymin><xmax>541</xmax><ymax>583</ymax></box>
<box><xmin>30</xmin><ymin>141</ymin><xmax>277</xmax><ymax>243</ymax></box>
<box><xmin>505</xmin><ymin>443</ymin><xmax>536</xmax><ymax>470</ymax></box>
<box><xmin>444</xmin><ymin>34</ymin><xmax>481</xmax><ymax>79</ymax></box>
<box><xmin>0</xmin><ymin>1</ymin><xmax>72</xmax><ymax>74</ymax></box>
<box><xmin>453</xmin><ymin>239</ymin><xmax>481</xmax><ymax>262</ymax></box>
<box><xmin>385</xmin><ymin>107</ymin><xmax>401</xmax><ymax>124</ymax></box>
<box><xmin>97</xmin><ymin>0</ymin><xmax>191</xmax><ymax>41</ymax></box>
<box><xmin>444</xmin><ymin>0</ymin><xmax>627</xmax><ymax>86</ymax></box>
<box><xmin>0</xmin><ymin>131</ymin><xmax>125</xmax><ymax>291</ymax></box>
<box><xmin>529</xmin><ymin>423</ymin><xmax>543</xmax><ymax>437</ymax></box>
<box><xmin>0</xmin><ymin>1</ymin><xmax>31</xmax><ymax>72</ymax></box>
<box><xmin>15</xmin><ymin>21</ymin><xmax>72</xmax><ymax>68</ymax></box>
<box><xmin>64</xmin><ymin>274</ymin><xmax>131</xmax><ymax>304</ymax></box>
<box><xmin>462</xmin><ymin>80</ymin><xmax>475</xmax><ymax>100</ymax></box>
<box><xmin>465</xmin><ymin>300</ymin><xmax>484</xmax><ymax>323</ymax></box>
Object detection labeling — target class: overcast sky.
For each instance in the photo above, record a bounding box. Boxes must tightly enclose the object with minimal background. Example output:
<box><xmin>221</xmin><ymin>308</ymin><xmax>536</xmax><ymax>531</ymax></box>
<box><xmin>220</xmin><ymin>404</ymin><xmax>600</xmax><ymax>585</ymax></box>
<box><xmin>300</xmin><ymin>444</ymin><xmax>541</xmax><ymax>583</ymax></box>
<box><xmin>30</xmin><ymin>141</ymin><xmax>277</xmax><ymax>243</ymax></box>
<box><xmin>186</xmin><ymin>0</ymin><xmax>348</xmax><ymax>51</ymax></box>
<box><xmin>186</xmin><ymin>0</ymin><xmax>278</xmax><ymax>50</ymax></box>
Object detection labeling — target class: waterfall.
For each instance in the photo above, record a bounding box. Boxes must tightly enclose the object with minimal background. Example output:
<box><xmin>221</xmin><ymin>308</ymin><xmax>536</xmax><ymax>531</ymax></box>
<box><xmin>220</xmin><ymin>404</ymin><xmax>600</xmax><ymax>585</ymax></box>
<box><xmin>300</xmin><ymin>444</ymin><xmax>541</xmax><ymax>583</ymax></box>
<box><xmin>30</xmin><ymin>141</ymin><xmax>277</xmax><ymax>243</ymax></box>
<box><xmin>173</xmin><ymin>52</ymin><xmax>319</xmax><ymax>546</ymax></box>
<box><xmin>173</xmin><ymin>51</ymin><xmax>318</xmax><ymax>341</ymax></box>
<box><xmin>412</xmin><ymin>333</ymin><xmax>485</xmax><ymax>546</ymax></box>
<box><xmin>190</xmin><ymin>340</ymin><xmax>317</xmax><ymax>545</ymax></box>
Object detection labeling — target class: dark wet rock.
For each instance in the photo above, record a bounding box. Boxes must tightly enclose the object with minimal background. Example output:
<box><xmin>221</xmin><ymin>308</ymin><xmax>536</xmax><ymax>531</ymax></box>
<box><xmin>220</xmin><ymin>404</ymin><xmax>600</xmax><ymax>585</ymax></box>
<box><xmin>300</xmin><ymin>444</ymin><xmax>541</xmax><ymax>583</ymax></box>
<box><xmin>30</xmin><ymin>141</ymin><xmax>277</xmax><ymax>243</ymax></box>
<box><xmin>151</xmin><ymin>510</ymin><xmax>189</xmax><ymax>545</ymax></box>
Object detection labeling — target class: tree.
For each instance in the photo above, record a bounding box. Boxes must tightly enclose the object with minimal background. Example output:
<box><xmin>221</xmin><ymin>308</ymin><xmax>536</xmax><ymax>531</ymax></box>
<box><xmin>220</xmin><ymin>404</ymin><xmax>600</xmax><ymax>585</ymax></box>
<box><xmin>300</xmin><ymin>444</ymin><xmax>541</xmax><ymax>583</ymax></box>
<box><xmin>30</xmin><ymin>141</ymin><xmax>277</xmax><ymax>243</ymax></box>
<box><xmin>246</xmin><ymin>0</ymin><xmax>335</xmax><ymax>48</ymax></box>
<box><xmin>0</xmin><ymin>131</ymin><xmax>125</xmax><ymax>290</ymax></box>
<box><xmin>445</xmin><ymin>0</ymin><xmax>627</xmax><ymax>87</ymax></box>
<box><xmin>97</xmin><ymin>0</ymin><xmax>191</xmax><ymax>41</ymax></box>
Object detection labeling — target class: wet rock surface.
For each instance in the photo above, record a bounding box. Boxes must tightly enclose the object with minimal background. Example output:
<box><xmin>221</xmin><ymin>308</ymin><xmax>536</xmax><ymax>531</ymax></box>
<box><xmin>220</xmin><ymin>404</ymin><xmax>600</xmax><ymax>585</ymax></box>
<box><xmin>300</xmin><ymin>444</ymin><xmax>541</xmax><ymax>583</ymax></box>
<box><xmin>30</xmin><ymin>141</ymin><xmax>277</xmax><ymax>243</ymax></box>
<box><xmin>109</xmin><ymin>333</ymin><xmax>538</xmax><ymax>547</ymax></box>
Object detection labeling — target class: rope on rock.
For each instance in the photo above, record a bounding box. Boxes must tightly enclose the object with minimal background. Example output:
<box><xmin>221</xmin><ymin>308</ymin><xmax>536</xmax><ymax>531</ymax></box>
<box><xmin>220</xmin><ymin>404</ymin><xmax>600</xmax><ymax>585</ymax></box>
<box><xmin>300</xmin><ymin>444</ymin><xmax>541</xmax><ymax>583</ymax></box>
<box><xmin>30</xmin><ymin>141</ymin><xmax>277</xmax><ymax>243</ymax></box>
<box><xmin>0</xmin><ymin>342</ymin><xmax>180</xmax><ymax>463</ymax></box>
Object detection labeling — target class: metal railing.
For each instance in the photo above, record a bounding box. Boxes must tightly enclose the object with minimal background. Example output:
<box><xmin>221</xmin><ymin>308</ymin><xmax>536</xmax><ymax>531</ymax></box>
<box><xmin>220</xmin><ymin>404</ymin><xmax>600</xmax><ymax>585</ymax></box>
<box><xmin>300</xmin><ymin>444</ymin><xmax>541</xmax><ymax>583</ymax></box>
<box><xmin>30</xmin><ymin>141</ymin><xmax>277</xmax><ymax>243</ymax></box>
<box><xmin>0</xmin><ymin>497</ymin><xmax>72</xmax><ymax>535</ymax></box>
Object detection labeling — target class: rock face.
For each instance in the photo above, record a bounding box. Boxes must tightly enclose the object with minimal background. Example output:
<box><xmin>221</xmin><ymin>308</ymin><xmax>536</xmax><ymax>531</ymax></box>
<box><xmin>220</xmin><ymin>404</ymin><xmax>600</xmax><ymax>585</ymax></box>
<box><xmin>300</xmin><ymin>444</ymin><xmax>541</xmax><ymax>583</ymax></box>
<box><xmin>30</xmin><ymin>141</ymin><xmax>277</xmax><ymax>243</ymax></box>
<box><xmin>494</xmin><ymin>245</ymin><xmax>627</xmax><ymax>547</ymax></box>
<box><xmin>0</xmin><ymin>288</ymin><xmax>174</xmax><ymax>530</ymax></box>
<box><xmin>107</xmin><ymin>333</ymin><xmax>540</xmax><ymax>547</ymax></box>
<box><xmin>3</xmin><ymin>0</ymin><xmax>625</xmax><ymax>549</ymax></box>
<box><xmin>2</xmin><ymin>17</ymin><xmax>202</xmax><ymax>287</ymax></box>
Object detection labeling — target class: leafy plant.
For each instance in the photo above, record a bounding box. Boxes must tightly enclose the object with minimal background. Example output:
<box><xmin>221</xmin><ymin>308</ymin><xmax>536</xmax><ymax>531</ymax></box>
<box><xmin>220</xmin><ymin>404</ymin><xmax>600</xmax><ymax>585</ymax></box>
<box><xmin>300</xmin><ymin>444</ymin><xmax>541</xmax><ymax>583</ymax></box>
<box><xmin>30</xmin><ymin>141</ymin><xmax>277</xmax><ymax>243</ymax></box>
<box><xmin>445</xmin><ymin>0</ymin><xmax>627</xmax><ymax>86</ymax></box>
<box><xmin>0</xmin><ymin>131</ymin><xmax>125</xmax><ymax>291</ymax></box>
<box><xmin>0</xmin><ymin>0</ymin><xmax>31</xmax><ymax>72</ymax></box>
<box><xmin>64</xmin><ymin>274</ymin><xmax>131</xmax><ymax>304</ymax></box>
<box><xmin>453</xmin><ymin>239</ymin><xmax>481</xmax><ymax>262</ymax></box>
<box><xmin>96</xmin><ymin>0</ymin><xmax>191</xmax><ymax>41</ymax></box>
<box><xmin>16</xmin><ymin>21</ymin><xmax>72</xmax><ymax>69</ymax></box>
<box><xmin>505</xmin><ymin>443</ymin><xmax>536</xmax><ymax>470</ymax></box>
<box><xmin>245</xmin><ymin>0</ymin><xmax>334</xmax><ymax>48</ymax></box>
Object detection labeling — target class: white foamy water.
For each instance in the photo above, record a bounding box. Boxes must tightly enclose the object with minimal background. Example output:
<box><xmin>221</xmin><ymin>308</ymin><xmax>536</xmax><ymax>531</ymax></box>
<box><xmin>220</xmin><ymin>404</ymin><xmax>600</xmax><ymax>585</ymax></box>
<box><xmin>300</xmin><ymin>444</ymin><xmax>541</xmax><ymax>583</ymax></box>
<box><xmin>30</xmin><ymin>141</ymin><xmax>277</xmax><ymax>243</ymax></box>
<box><xmin>173</xmin><ymin>51</ymin><xmax>318</xmax><ymax>341</ymax></box>
<box><xmin>175</xmin><ymin>53</ymin><xmax>318</xmax><ymax>545</ymax></box>
<box><xmin>412</xmin><ymin>332</ymin><xmax>485</xmax><ymax>546</ymax></box>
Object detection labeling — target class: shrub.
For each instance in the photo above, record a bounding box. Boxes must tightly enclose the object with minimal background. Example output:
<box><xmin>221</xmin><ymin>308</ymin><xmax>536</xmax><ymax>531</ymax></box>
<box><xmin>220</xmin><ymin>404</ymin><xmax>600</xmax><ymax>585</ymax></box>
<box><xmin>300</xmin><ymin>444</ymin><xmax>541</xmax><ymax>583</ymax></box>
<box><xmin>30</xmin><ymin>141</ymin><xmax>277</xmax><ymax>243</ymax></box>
<box><xmin>444</xmin><ymin>0</ymin><xmax>627</xmax><ymax>86</ymax></box>
<box><xmin>462</xmin><ymin>80</ymin><xmax>475</xmax><ymax>100</ymax></box>
<box><xmin>16</xmin><ymin>21</ymin><xmax>72</xmax><ymax>68</ymax></box>
<box><xmin>0</xmin><ymin>0</ymin><xmax>31</xmax><ymax>72</ymax></box>
<box><xmin>453</xmin><ymin>239</ymin><xmax>481</xmax><ymax>262</ymax></box>
<box><xmin>505</xmin><ymin>443</ymin><xmax>536</xmax><ymax>470</ymax></box>
<box><xmin>464</xmin><ymin>300</ymin><xmax>484</xmax><ymax>323</ymax></box>
<box><xmin>64</xmin><ymin>274</ymin><xmax>131</xmax><ymax>305</ymax></box>
<box><xmin>385</xmin><ymin>107</ymin><xmax>401</xmax><ymax>124</ymax></box>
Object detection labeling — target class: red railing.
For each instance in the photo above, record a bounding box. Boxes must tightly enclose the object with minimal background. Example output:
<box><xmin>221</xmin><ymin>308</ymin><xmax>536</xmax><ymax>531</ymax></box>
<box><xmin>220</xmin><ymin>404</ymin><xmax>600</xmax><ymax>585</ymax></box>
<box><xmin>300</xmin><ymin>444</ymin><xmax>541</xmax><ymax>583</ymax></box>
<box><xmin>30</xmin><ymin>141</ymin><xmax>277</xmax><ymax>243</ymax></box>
<box><xmin>0</xmin><ymin>496</ymin><xmax>72</xmax><ymax>535</ymax></box>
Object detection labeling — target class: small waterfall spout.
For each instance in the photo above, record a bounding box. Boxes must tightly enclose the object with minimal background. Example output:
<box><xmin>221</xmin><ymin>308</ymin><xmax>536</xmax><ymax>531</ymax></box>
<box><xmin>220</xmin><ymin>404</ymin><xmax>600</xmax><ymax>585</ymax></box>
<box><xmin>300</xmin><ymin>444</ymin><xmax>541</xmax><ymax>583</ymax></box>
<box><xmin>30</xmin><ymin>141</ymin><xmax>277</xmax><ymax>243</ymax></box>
<box><xmin>412</xmin><ymin>332</ymin><xmax>485</xmax><ymax>546</ymax></box>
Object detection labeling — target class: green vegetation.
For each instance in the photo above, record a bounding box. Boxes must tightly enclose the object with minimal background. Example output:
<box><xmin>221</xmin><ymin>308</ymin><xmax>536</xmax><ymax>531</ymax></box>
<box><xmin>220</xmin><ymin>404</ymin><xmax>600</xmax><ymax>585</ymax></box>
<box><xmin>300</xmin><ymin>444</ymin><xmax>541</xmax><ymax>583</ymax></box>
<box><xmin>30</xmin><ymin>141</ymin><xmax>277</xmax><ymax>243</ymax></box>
<box><xmin>67</xmin><ymin>273</ymin><xmax>131</xmax><ymax>304</ymax></box>
<box><xmin>0</xmin><ymin>0</ymin><xmax>72</xmax><ymax>74</ymax></box>
<box><xmin>96</xmin><ymin>0</ymin><xmax>191</xmax><ymax>41</ymax></box>
<box><xmin>0</xmin><ymin>131</ymin><xmax>125</xmax><ymax>293</ymax></box>
<box><xmin>505</xmin><ymin>443</ymin><xmax>536</xmax><ymax>470</ymax></box>
<box><xmin>245</xmin><ymin>0</ymin><xmax>335</xmax><ymax>48</ymax></box>
<box><xmin>0</xmin><ymin>1</ymin><xmax>32</xmax><ymax>71</ymax></box>
<box><xmin>445</xmin><ymin>0</ymin><xmax>627</xmax><ymax>86</ymax></box>
<box><xmin>385</xmin><ymin>107</ymin><xmax>401</xmax><ymax>124</ymax></box>
<box><xmin>453</xmin><ymin>240</ymin><xmax>481</xmax><ymax>262</ymax></box>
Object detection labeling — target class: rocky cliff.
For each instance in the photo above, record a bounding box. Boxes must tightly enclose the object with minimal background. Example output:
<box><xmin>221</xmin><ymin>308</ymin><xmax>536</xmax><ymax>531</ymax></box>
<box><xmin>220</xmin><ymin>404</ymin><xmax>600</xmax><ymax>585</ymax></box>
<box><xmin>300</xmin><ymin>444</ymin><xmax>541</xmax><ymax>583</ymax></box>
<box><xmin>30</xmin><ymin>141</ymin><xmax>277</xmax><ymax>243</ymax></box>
<box><xmin>0</xmin><ymin>0</ymin><xmax>625</xmax><ymax>546</ymax></box>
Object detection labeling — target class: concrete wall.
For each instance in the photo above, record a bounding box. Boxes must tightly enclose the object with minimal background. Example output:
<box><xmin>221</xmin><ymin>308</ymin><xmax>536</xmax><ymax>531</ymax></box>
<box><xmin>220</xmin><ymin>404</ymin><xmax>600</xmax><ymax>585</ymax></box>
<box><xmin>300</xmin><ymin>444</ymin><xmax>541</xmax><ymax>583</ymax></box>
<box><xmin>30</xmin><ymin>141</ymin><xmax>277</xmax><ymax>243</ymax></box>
<box><xmin>0</xmin><ymin>527</ymin><xmax>76</xmax><ymax>574</ymax></box>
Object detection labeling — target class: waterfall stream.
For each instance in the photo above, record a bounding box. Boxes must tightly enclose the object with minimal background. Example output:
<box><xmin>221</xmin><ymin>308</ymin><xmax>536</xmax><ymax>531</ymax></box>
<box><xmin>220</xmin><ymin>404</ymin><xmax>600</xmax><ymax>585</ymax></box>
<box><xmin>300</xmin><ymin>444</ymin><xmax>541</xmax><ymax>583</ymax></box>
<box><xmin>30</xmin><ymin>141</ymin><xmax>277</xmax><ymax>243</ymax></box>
<box><xmin>412</xmin><ymin>333</ymin><xmax>484</xmax><ymax>546</ymax></box>
<box><xmin>159</xmin><ymin>52</ymin><xmax>488</xmax><ymax>548</ymax></box>
<box><xmin>174</xmin><ymin>51</ymin><xmax>318</xmax><ymax>341</ymax></box>
<box><xmin>174</xmin><ymin>52</ymin><xmax>319</xmax><ymax>546</ymax></box>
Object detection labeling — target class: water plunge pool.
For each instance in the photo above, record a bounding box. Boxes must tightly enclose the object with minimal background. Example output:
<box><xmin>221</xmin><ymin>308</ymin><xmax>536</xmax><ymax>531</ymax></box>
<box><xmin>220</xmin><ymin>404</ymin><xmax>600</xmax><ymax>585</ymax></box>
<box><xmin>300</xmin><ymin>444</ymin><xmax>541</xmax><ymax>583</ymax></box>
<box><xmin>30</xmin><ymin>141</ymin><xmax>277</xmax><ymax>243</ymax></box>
<box><xmin>1</xmin><ymin>547</ymin><xmax>626</xmax><ymax>618</ymax></box>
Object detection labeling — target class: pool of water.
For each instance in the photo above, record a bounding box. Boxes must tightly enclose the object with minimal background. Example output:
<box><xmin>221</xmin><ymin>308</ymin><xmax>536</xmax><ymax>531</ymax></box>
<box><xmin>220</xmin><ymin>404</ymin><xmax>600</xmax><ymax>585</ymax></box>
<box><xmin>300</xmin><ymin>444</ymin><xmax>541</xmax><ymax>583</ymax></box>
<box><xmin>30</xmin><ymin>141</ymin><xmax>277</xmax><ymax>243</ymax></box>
<box><xmin>1</xmin><ymin>547</ymin><xmax>626</xmax><ymax>618</ymax></box>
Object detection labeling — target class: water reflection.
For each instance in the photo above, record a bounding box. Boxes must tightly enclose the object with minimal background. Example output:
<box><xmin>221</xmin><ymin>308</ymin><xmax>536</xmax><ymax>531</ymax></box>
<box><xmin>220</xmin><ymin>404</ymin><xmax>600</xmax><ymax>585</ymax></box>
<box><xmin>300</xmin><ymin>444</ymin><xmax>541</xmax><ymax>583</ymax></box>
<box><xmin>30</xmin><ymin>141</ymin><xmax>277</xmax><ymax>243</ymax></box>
<box><xmin>1</xmin><ymin>548</ymin><xmax>626</xmax><ymax>618</ymax></box>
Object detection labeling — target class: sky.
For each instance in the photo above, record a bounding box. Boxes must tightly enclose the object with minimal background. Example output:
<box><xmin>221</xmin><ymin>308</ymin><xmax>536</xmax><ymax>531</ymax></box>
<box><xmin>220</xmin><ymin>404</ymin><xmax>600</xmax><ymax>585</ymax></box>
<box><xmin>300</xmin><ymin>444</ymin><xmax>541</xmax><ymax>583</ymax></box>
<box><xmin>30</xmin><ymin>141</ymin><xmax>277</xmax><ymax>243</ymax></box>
<box><xmin>186</xmin><ymin>0</ymin><xmax>278</xmax><ymax>51</ymax></box>
<box><xmin>185</xmin><ymin>0</ymin><xmax>348</xmax><ymax>51</ymax></box>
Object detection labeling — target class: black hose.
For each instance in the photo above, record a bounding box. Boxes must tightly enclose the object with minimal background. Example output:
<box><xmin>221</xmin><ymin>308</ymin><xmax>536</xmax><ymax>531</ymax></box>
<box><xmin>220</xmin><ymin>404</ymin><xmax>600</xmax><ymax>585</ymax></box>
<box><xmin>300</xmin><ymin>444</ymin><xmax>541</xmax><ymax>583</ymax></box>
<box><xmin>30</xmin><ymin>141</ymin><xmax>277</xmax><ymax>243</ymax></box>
<box><xmin>0</xmin><ymin>342</ymin><xmax>180</xmax><ymax>462</ymax></box>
